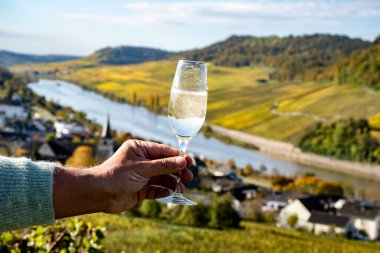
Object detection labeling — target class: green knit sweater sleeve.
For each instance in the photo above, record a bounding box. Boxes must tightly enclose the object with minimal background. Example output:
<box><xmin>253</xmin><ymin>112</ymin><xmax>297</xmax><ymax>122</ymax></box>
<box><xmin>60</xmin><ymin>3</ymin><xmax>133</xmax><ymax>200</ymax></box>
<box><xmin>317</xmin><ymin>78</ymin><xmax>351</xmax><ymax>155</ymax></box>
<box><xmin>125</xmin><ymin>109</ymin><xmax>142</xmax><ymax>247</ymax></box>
<box><xmin>0</xmin><ymin>156</ymin><xmax>56</xmax><ymax>232</ymax></box>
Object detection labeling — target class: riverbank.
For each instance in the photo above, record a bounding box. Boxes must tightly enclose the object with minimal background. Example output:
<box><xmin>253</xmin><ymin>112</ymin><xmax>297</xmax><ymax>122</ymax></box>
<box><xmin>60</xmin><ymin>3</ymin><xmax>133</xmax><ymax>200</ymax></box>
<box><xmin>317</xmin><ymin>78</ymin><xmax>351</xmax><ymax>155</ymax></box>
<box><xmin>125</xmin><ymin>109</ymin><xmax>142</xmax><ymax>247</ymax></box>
<box><xmin>45</xmin><ymin>76</ymin><xmax>380</xmax><ymax>181</ymax></box>
<box><xmin>209</xmin><ymin>124</ymin><xmax>380</xmax><ymax>181</ymax></box>
<box><xmin>29</xmin><ymin>79</ymin><xmax>380</xmax><ymax>198</ymax></box>
<box><xmin>15</xmin><ymin>60</ymin><xmax>380</xmax><ymax>144</ymax></box>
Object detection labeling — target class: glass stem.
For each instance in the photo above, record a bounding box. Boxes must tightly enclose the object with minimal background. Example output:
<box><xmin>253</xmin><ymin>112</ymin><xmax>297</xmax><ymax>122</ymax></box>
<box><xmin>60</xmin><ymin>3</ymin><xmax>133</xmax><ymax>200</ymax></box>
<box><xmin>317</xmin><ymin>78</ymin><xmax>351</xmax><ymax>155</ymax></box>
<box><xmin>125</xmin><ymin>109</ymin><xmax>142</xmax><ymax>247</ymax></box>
<box><xmin>175</xmin><ymin>137</ymin><xmax>189</xmax><ymax>194</ymax></box>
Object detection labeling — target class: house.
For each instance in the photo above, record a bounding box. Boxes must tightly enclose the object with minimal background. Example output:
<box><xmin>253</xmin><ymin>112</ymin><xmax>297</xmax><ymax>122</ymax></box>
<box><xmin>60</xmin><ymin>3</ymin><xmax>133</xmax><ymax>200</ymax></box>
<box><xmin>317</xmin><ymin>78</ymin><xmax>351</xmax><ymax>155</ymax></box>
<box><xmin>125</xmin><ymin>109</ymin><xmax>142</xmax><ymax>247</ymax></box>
<box><xmin>37</xmin><ymin>139</ymin><xmax>79</xmax><ymax>163</ymax></box>
<box><xmin>54</xmin><ymin>121</ymin><xmax>89</xmax><ymax>138</ymax></box>
<box><xmin>231</xmin><ymin>185</ymin><xmax>258</xmax><ymax>218</ymax></box>
<box><xmin>305</xmin><ymin>212</ymin><xmax>353</xmax><ymax>236</ymax></box>
<box><xmin>338</xmin><ymin>200</ymin><xmax>380</xmax><ymax>240</ymax></box>
<box><xmin>95</xmin><ymin>112</ymin><xmax>114</xmax><ymax>161</ymax></box>
<box><xmin>0</xmin><ymin>103</ymin><xmax>28</xmax><ymax>121</ymax></box>
<box><xmin>209</xmin><ymin>168</ymin><xmax>243</xmax><ymax>192</ymax></box>
<box><xmin>278</xmin><ymin>195</ymin><xmax>340</xmax><ymax>228</ymax></box>
<box><xmin>231</xmin><ymin>185</ymin><xmax>258</xmax><ymax>201</ymax></box>
<box><xmin>261</xmin><ymin>191</ymin><xmax>303</xmax><ymax>212</ymax></box>
<box><xmin>0</xmin><ymin>130</ymin><xmax>28</xmax><ymax>141</ymax></box>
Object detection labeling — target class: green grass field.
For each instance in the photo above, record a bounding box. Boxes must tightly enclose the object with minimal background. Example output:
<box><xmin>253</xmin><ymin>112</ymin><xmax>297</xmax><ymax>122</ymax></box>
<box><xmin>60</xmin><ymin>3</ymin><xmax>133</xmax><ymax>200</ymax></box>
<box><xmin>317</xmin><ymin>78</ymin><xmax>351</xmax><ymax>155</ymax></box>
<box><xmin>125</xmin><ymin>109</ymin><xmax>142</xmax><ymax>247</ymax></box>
<box><xmin>79</xmin><ymin>213</ymin><xmax>380</xmax><ymax>253</ymax></box>
<box><xmin>13</xmin><ymin>60</ymin><xmax>380</xmax><ymax>143</ymax></box>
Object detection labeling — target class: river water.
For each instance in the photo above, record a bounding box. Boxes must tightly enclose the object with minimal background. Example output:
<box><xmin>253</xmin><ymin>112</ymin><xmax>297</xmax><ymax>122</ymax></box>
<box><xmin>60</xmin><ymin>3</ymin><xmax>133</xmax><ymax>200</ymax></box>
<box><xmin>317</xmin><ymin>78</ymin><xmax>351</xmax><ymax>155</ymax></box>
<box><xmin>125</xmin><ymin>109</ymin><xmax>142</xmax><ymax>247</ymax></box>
<box><xmin>29</xmin><ymin>79</ymin><xmax>380</xmax><ymax>196</ymax></box>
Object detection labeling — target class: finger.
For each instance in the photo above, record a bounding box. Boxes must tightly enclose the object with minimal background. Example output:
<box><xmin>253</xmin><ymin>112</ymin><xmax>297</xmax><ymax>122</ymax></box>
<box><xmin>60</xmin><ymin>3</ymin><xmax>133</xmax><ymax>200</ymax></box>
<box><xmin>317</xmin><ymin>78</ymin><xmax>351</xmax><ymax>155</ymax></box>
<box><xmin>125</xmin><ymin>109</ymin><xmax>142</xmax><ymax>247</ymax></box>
<box><xmin>156</xmin><ymin>188</ymin><xmax>171</xmax><ymax>199</ymax></box>
<box><xmin>141</xmin><ymin>141</ymin><xmax>179</xmax><ymax>159</ymax></box>
<box><xmin>185</xmin><ymin>155</ymin><xmax>193</xmax><ymax>168</ymax></box>
<box><xmin>180</xmin><ymin>169</ymin><xmax>193</xmax><ymax>182</ymax></box>
<box><xmin>145</xmin><ymin>186</ymin><xmax>171</xmax><ymax>200</ymax></box>
<box><xmin>149</xmin><ymin>174</ymin><xmax>177</xmax><ymax>191</ymax></box>
<box><xmin>140</xmin><ymin>156</ymin><xmax>187</xmax><ymax>177</ymax></box>
<box><xmin>153</xmin><ymin>182</ymin><xmax>185</xmax><ymax>193</ymax></box>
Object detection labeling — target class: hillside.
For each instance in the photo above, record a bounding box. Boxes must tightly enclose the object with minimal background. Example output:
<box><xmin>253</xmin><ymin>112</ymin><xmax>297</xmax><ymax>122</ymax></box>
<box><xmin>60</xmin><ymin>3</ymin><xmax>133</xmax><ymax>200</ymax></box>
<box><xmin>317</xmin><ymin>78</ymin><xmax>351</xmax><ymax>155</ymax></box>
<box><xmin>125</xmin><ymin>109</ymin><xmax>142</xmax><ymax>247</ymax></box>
<box><xmin>0</xmin><ymin>50</ymin><xmax>79</xmax><ymax>67</ymax></box>
<box><xmin>13</xmin><ymin>60</ymin><xmax>380</xmax><ymax>143</ymax></box>
<box><xmin>183</xmin><ymin>34</ymin><xmax>370</xmax><ymax>81</ymax></box>
<box><xmin>331</xmin><ymin>43</ymin><xmax>380</xmax><ymax>89</ymax></box>
<box><xmin>80</xmin><ymin>213</ymin><xmax>380</xmax><ymax>253</ymax></box>
<box><xmin>86</xmin><ymin>46</ymin><xmax>170</xmax><ymax>65</ymax></box>
<box><xmin>11</xmin><ymin>34</ymin><xmax>380</xmax><ymax>143</ymax></box>
<box><xmin>10</xmin><ymin>34</ymin><xmax>373</xmax><ymax>82</ymax></box>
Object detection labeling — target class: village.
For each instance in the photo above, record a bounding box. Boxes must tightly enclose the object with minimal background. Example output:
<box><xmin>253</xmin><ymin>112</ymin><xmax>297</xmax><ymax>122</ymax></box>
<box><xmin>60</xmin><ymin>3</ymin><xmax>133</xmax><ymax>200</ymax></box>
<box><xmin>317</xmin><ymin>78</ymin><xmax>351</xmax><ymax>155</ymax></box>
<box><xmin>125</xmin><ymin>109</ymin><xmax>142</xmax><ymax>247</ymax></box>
<box><xmin>1</xmin><ymin>72</ymin><xmax>380</xmax><ymax>243</ymax></box>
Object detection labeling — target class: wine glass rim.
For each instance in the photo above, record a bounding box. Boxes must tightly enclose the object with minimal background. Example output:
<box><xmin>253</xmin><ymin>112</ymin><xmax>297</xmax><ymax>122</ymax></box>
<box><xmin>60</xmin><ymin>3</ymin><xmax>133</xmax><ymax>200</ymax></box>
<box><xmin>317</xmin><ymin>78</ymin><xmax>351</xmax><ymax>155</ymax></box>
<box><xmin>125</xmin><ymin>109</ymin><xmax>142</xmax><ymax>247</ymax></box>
<box><xmin>179</xmin><ymin>59</ymin><xmax>206</xmax><ymax>65</ymax></box>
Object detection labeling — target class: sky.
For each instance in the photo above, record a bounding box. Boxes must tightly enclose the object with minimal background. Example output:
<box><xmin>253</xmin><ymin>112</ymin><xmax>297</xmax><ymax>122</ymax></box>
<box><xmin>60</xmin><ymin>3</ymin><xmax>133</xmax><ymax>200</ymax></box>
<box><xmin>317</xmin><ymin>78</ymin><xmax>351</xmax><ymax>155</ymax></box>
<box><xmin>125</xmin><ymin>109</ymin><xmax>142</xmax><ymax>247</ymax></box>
<box><xmin>0</xmin><ymin>0</ymin><xmax>379</xmax><ymax>56</ymax></box>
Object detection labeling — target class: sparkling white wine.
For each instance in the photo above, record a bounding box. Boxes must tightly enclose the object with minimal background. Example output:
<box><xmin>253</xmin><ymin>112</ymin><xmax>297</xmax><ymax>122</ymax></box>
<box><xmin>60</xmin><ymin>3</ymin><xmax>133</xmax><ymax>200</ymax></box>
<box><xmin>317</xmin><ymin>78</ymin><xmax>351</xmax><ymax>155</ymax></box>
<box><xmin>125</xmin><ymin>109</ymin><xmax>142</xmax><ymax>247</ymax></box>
<box><xmin>168</xmin><ymin>116</ymin><xmax>205</xmax><ymax>138</ymax></box>
<box><xmin>168</xmin><ymin>88</ymin><xmax>207</xmax><ymax>138</ymax></box>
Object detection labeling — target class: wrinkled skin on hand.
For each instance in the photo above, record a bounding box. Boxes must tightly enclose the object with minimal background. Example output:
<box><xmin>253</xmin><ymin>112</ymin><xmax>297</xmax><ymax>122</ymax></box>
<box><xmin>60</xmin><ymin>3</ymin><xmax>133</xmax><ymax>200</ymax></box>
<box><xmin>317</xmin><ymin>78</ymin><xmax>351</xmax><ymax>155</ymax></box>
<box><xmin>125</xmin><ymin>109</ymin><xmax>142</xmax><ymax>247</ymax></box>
<box><xmin>96</xmin><ymin>140</ymin><xmax>193</xmax><ymax>213</ymax></box>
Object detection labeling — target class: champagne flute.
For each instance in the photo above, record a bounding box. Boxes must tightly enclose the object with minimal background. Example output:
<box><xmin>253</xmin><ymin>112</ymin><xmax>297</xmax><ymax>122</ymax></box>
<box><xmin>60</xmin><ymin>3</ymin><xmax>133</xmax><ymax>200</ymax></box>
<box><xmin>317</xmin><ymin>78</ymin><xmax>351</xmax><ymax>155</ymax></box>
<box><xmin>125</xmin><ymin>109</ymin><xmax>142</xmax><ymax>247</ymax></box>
<box><xmin>157</xmin><ymin>60</ymin><xmax>207</xmax><ymax>205</ymax></box>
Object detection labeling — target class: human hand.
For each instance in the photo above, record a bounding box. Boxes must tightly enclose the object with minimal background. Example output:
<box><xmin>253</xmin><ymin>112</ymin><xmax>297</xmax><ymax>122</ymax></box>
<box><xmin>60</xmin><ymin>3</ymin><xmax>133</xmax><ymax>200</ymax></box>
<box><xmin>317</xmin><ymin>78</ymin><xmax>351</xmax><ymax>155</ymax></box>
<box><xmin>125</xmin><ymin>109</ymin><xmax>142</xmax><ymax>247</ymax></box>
<box><xmin>96</xmin><ymin>140</ymin><xmax>193</xmax><ymax>213</ymax></box>
<box><xmin>53</xmin><ymin>140</ymin><xmax>193</xmax><ymax>218</ymax></box>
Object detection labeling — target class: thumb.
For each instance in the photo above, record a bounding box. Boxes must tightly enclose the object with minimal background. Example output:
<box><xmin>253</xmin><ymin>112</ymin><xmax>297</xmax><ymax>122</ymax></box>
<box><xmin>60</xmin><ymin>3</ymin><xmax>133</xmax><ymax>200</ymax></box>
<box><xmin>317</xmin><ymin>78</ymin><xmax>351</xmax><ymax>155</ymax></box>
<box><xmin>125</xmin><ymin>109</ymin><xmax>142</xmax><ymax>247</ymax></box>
<box><xmin>141</xmin><ymin>156</ymin><xmax>187</xmax><ymax>177</ymax></box>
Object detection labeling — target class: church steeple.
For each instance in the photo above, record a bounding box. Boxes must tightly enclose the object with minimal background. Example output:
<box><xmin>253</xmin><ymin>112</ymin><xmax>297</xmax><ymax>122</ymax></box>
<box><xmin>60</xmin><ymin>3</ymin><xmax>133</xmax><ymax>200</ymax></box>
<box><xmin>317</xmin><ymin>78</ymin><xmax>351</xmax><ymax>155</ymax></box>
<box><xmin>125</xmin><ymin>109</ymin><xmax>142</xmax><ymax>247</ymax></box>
<box><xmin>101</xmin><ymin>111</ymin><xmax>112</xmax><ymax>139</ymax></box>
<box><xmin>97</xmin><ymin>111</ymin><xmax>114</xmax><ymax>161</ymax></box>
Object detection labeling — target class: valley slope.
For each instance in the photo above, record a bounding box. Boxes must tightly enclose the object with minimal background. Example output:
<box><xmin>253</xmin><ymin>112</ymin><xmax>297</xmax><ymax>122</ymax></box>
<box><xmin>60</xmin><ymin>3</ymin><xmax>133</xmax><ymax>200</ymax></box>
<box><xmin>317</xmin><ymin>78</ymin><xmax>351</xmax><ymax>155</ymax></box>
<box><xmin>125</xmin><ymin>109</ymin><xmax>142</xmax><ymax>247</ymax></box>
<box><xmin>13</xmin><ymin>59</ymin><xmax>380</xmax><ymax>143</ymax></box>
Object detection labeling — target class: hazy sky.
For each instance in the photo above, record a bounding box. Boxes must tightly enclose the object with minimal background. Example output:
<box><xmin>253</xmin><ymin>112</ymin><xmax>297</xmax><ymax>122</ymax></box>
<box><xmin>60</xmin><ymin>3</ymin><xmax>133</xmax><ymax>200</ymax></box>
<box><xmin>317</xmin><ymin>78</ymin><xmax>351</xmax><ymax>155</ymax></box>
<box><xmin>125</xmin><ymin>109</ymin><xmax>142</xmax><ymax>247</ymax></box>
<box><xmin>0</xmin><ymin>0</ymin><xmax>379</xmax><ymax>56</ymax></box>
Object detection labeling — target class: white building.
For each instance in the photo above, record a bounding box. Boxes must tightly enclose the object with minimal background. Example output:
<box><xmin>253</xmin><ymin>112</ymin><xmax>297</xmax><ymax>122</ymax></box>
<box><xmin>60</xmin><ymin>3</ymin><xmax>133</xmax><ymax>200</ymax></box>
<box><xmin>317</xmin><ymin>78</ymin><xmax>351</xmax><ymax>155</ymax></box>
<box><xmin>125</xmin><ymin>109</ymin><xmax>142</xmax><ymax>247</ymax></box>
<box><xmin>338</xmin><ymin>200</ymin><xmax>380</xmax><ymax>240</ymax></box>
<box><xmin>278</xmin><ymin>196</ymin><xmax>340</xmax><ymax>229</ymax></box>
<box><xmin>209</xmin><ymin>168</ymin><xmax>243</xmax><ymax>192</ymax></box>
<box><xmin>305</xmin><ymin>212</ymin><xmax>353</xmax><ymax>236</ymax></box>
<box><xmin>54</xmin><ymin>121</ymin><xmax>88</xmax><ymax>138</ymax></box>
<box><xmin>261</xmin><ymin>191</ymin><xmax>302</xmax><ymax>212</ymax></box>
<box><xmin>278</xmin><ymin>196</ymin><xmax>379</xmax><ymax>240</ymax></box>
<box><xmin>0</xmin><ymin>104</ymin><xmax>28</xmax><ymax>120</ymax></box>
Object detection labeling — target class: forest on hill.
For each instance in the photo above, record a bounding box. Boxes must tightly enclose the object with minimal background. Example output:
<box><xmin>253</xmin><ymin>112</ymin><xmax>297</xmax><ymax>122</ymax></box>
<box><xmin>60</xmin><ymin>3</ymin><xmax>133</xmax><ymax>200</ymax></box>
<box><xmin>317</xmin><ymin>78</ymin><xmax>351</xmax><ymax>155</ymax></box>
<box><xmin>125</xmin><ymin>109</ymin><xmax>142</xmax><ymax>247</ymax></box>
<box><xmin>87</xmin><ymin>46</ymin><xmax>171</xmax><ymax>65</ymax></box>
<box><xmin>3</xmin><ymin>33</ymin><xmax>379</xmax><ymax>86</ymax></box>
<box><xmin>330</xmin><ymin>41</ymin><xmax>380</xmax><ymax>89</ymax></box>
<box><xmin>87</xmin><ymin>34</ymin><xmax>379</xmax><ymax>87</ymax></box>
<box><xmin>0</xmin><ymin>50</ymin><xmax>79</xmax><ymax>67</ymax></box>
<box><xmin>182</xmin><ymin>34</ymin><xmax>371</xmax><ymax>81</ymax></box>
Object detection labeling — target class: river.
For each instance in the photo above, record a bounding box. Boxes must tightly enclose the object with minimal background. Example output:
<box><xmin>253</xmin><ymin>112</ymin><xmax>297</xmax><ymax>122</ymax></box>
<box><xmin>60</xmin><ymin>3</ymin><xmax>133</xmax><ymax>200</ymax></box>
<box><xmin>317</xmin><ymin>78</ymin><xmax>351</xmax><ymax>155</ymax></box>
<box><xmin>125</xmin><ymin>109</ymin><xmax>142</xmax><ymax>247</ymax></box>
<box><xmin>29</xmin><ymin>79</ymin><xmax>380</xmax><ymax>197</ymax></box>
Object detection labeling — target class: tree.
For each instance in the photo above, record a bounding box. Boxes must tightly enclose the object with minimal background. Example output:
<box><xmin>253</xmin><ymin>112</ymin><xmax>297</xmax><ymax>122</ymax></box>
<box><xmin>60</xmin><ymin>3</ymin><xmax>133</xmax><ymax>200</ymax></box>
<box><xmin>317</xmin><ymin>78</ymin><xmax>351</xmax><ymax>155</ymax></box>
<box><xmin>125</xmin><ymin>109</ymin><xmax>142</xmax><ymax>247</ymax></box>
<box><xmin>242</xmin><ymin>164</ymin><xmax>254</xmax><ymax>176</ymax></box>
<box><xmin>316</xmin><ymin>182</ymin><xmax>343</xmax><ymax>196</ymax></box>
<box><xmin>0</xmin><ymin>146</ymin><xmax>10</xmax><ymax>156</ymax></box>
<box><xmin>175</xmin><ymin>203</ymin><xmax>209</xmax><ymax>227</ymax></box>
<box><xmin>0</xmin><ymin>67</ymin><xmax>12</xmax><ymax>82</ymax></box>
<box><xmin>292</xmin><ymin>176</ymin><xmax>344</xmax><ymax>196</ymax></box>
<box><xmin>72</xmin><ymin>136</ymin><xmax>81</xmax><ymax>143</ymax></box>
<box><xmin>139</xmin><ymin>200</ymin><xmax>162</xmax><ymax>218</ymax></box>
<box><xmin>271</xmin><ymin>175</ymin><xmax>294</xmax><ymax>191</ymax></box>
<box><xmin>287</xmin><ymin>214</ymin><xmax>298</xmax><ymax>228</ymax></box>
<box><xmin>65</xmin><ymin>146</ymin><xmax>99</xmax><ymax>167</ymax></box>
<box><xmin>208</xmin><ymin>194</ymin><xmax>240</xmax><ymax>229</ymax></box>
<box><xmin>259</xmin><ymin>164</ymin><xmax>268</xmax><ymax>174</ymax></box>
<box><xmin>45</xmin><ymin>133</ymin><xmax>55</xmax><ymax>142</ymax></box>
<box><xmin>298</xmin><ymin>119</ymin><xmax>380</xmax><ymax>164</ymax></box>
<box><xmin>374</xmin><ymin>34</ymin><xmax>380</xmax><ymax>45</ymax></box>
<box><xmin>132</xmin><ymin>91</ymin><xmax>137</xmax><ymax>105</ymax></box>
<box><xmin>14</xmin><ymin>148</ymin><xmax>29</xmax><ymax>157</ymax></box>
<box><xmin>226</xmin><ymin>159</ymin><xmax>237</xmax><ymax>170</ymax></box>
<box><xmin>155</xmin><ymin>95</ymin><xmax>160</xmax><ymax>109</ymax></box>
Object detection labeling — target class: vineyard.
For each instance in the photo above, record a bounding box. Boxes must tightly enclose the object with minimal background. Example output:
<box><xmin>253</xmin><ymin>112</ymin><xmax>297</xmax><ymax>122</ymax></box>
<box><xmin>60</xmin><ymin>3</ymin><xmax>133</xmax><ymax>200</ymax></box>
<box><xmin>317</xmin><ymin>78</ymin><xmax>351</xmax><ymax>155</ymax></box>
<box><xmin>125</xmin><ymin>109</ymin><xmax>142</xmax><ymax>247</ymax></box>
<box><xmin>13</xmin><ymin>60</ymin><xmax>380</xmax><ymax>143</ymax></box>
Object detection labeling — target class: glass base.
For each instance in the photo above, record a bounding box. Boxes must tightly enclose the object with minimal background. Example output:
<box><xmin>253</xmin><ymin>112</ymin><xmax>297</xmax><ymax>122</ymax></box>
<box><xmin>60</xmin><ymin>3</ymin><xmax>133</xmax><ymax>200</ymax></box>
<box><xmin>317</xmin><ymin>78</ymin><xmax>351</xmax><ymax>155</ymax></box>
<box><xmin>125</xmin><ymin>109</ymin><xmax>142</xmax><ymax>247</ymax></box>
<box><xmin>157</xmin><ymin>192</ymin><xmax>197</xmax><ymax>205</ymax></box>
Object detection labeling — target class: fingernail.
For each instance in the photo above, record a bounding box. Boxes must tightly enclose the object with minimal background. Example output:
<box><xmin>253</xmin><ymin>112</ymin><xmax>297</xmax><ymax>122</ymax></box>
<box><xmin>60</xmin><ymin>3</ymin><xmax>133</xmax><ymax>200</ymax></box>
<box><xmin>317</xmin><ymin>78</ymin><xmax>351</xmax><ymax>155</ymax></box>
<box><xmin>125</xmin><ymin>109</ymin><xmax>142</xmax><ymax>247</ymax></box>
<box><xmin>175</xmin><ymin>157</ymin><xmax>186</xmax><ymax>167</ymax></box>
